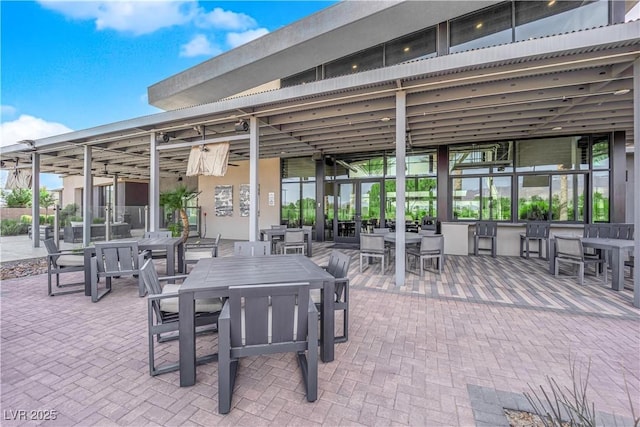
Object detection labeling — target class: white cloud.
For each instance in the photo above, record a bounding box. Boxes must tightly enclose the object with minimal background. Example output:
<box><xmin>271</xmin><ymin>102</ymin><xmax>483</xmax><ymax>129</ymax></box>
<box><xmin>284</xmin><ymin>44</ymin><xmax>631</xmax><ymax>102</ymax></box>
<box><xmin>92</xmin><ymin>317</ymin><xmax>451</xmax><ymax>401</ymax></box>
<box><xmin>226</xmin><ymin>28</ymin><xmax>269</xmax><ymax>48</ymax></box>
<box><xmin>38</xmin><ymin>0</ymin><xmax>197</xmax><ymax>36</ymax></box>
<box><xmin>180</xmin><ymin>34</ymin><xmax>221</xmax><ymax>57</ymax></box>
<box><xmin>0</xmin><ymin>115</ymin><xmax>73</xmax><ymax>148</ymax></box>
<box><xmin>1</xmin><ymin>105</ymin><xmax>18</xmax><ymax>121</ymax></box>
<box><xmin>195</xmin><ymin>7</ymin><xmax>257</xmax><ymax>31</ymax></box>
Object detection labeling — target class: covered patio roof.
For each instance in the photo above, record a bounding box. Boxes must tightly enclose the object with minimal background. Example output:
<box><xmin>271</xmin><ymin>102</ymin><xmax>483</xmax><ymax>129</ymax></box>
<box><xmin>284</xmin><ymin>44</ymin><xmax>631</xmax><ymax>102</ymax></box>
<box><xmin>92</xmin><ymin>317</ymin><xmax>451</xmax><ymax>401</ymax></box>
<box><xmin>1</xmin><ymin>20</ymin><xmax>638</xmax><ymax>180</ymax></box>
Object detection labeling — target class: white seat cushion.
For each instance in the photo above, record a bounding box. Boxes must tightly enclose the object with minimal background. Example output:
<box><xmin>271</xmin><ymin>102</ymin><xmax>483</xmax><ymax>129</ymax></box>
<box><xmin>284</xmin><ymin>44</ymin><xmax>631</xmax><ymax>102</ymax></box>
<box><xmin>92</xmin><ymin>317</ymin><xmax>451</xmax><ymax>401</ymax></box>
<box><xmin>56</xmin><ymin>254</ymin><xmax>84</xmax><ymax>267</ymax></box>
<box><xmin>160</xmin><ymin>283</ymin><xmax>223</xmax><ymax>313</ymax></box>
<box><xmin>185</xmin><ymin>251</ymin><xmax>212</xmax><ymax>261</ymax></box>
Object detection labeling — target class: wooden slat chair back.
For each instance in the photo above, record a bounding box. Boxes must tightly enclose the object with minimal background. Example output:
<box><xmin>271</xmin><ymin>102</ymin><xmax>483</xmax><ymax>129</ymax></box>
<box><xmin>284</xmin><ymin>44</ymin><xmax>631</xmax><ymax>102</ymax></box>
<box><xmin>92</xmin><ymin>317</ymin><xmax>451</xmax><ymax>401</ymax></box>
<box><xmin>218</xmin><ymin>282</ymin><xmax>317</xmax><ymax>414</ymax></box>
<box><xmin>324</xmin><ymin>250</ymin><xmax>352</xmax><ymax>343</ymax></box>
<box><xmin>553</xmin><ymin>235</ymin><xmax>606</xmax><ymax>286</ymax></box>
<box><xmin>611</xmin><ymin>224</ymin><xmax>634</xmax><ymax>240</ymax></box>
<box><xmin>91</xmin><ymin>241</ymin><xmax>141</xmax><ymax>302</ymax></box>
<box><xmin>519</xmin><ymin>222</ymin><xmax>550</xmax><ymax>259</ymax></box>
<box><xmin>142</xmin><ymin>231</ymin><xmax>173</xmax><ymax>259</ymax></box>
<box><xmin>140</xmin><ymin>258</ymin><xmax>221</xmax><ymax>376</ymax></box>
<box><xmin>473</xmin><ymin>221</ymin><xmax>498</xmax><ymax>257</ymax></box>
<box><xmin>43</xmin><ymin>238</ymin><xmax>85</xmax><ymax>296</ymax></box>
<box><xmin>233</xmin><ymin>241</ymin><xmax>271</xmax><ymax>256</ymax></box>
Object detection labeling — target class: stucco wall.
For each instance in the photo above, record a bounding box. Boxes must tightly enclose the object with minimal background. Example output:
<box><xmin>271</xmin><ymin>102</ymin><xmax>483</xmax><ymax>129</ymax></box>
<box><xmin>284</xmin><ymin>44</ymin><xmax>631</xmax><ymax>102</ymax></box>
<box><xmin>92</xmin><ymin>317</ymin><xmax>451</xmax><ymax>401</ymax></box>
<box><xmin>198</xmin><ymin>158</ymin><xmax>280</xmax><ymax>240</ymax></box>
<box><xmin>61</xmin><ymin>175</ymin><xmax>113</xmax><ymax>209</ymax></box>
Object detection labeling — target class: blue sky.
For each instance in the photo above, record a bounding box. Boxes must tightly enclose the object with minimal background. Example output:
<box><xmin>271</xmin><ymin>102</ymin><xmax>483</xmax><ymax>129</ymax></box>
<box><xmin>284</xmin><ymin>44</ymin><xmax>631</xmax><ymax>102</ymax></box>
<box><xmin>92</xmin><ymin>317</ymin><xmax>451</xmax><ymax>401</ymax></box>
<box><xmin>0</xmin><ymin>0</ymin><xmax>336</xmax><ymax>189</ymax></box>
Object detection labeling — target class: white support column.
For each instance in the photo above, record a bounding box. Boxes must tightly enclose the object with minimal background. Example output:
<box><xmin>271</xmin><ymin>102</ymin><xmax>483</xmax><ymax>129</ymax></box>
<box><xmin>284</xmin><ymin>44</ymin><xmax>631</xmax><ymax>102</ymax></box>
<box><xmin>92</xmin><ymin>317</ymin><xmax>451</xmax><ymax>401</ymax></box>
<box><xmin>395</xmin><ymin>91</ymin><xmax>407</xmax><ymax>286</ymax></box>
<box><xmin>83</xmin><ymin>146</ymin><xmax>93</xmax><ymax>247</ymax></box>
<box><xmin>249</xmin><ymin>116</ymin><xmax>259</xmax><ymax>241</ymax></box>
<box><xmin>31</xmin><ymin>152</ymin><xmax>40</xmax><ymax>248</ymax></box>
<box><xmin>633</xmin><ymin>58</ymin><xmax>639</xmax><ymax>308</ymax></box>
<box><xmin>149</xmin><ymin>133</ymin><xmax>160</xmax><ymax>232</ymax></box>
<box><xmin>112</xmin><ymin>173</ymin><xmax>119</xmax><ymax>223</ymax></box>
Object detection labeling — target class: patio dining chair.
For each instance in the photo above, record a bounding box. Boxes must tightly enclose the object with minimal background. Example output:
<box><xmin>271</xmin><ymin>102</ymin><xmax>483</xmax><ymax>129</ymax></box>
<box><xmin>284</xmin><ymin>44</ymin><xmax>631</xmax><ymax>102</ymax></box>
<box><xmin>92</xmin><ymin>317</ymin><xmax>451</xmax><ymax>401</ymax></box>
<box><xmin>407</xmin><ymin>235</ymin><xmax>444</xmax><ymax>276</ymax></box>
<box><xmin>519</xmin><ymin>222</ymin><xmax>550</xmax><ymax>260</ymax></box>
<box><xmin>183</xmin><ymin>233</ymin><xmax>221</xmax><ymax>271</ymax></box>
<box><xmin>233</xmin><ymin>241</ymin><xmax>271</xmax><ymax>256</ymax></box>
<box><xmin>140</xmin><ymin>258</ymin><xmax>222</xmax><ymax>376</ymax></box>
<box><xmin>473</xmin><ymin>221</ymin><xmax>497</xmax><ymax>257</ymax></box>
<box><xmin>218</xmin><ymin>282</ymin><xmax>318</xmax><ymax>414</ymax></box>
<box><xmin>553</xmin><ymin>235</ymin><xmax>606</xmax><ymax>286</ymax></box>
<box><xmin>312</xmin><ymin>250</ymin><xmax>352</xmax><ymax>343</ymax></box>
<box><xmin>359</xmin><ymin>234</ymin><xmax>388</xmax><ymax>274</ymax></box>
<box><xmin>90</xmin><ymin>241</ymin><xmax>142</xmax><ymax>302</ymax></box>
<box><xmin>43</xmin><ymin>238</ymin><xmax>85</xmax><ymax>296</ymax></box>
<box><xmin>143</xmin><ymin>230</ymin><xmax>173</xmax><ymax>259</ymax></box>
<box><xmin>279</xmin><ymin>229</ymin><xmax>305</xmax><ymax>255</ymax></box>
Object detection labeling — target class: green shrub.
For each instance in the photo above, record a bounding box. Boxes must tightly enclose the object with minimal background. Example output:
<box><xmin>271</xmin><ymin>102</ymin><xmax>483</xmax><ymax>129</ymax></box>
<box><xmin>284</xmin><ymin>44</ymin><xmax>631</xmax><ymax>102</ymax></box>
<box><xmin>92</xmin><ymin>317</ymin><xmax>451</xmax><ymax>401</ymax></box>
<box><xmin>92</xmin><ymin>217</ymin><xmax>106</xmax><ymax>224</ymax></box>
<box><xmin>0</xmin><ymin>219</ymin><xmax>29</xmax><ymax>236</ymax></box>
<box><xmin>20</xmin><ymin>215</ymin><xmax>32</xmax><ymax>224</ymax></box>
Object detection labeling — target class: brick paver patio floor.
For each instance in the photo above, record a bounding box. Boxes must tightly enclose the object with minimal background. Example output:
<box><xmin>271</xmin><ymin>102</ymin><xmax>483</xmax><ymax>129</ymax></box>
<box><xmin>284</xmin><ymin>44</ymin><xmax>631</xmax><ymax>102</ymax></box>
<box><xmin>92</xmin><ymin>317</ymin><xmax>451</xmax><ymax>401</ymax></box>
<box><xmin>1</xmin><ymin>240</ymin><xmax>638</xmax><ymax>426</ymax></box>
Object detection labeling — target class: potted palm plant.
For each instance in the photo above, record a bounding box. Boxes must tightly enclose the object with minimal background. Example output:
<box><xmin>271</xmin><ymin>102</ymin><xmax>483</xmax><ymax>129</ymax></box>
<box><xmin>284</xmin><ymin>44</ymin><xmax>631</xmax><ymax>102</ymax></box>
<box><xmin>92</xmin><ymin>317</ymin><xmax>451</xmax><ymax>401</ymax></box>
<box><xmin>159</xmin><ymin>185</ymin><xmax>200</xmax><ymax>243</ymax></box>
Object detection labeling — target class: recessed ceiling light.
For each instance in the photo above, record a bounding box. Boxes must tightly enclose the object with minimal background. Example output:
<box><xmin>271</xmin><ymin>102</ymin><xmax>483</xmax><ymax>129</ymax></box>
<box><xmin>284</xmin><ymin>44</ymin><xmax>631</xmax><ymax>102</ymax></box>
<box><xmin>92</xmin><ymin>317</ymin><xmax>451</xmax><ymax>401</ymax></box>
<box><xmin>351</xmin><ymin>64</ymin><xmax>358</xmax><ymax>70</ymax></box>
<box><xmin>403</xmin><ymin>47</ymin><xmax>410</xmax><ymax>52</ymax></box>
<box><xmin>613</xmin><ymin>89</ymin><xmax>630</xmax><ymax>96</ymax></box>
<box><xmin>380</xmin><ymin>117</ymin><xmax>391</xmax><ymax>122</ymax></box>
<box><xmin>552</xmin><ymin>126</ymin><xmax>562</xmax><ymax>131</ymax></box>
<box><xmin>475</xmin><ymin>22</ymin><xmax>483</xmax><ymax>29</ymax></box>
<box><xmin>548</xmin><ymin>0</ymin><xmax>556</xmax><ymax>6</ymax></box>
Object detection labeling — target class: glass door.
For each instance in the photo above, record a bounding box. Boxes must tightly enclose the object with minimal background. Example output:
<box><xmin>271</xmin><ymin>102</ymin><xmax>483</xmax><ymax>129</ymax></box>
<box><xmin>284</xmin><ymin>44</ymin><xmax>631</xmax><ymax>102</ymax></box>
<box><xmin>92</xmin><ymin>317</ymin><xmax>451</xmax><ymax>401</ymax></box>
<box><xmin>335</xmin><ymin>182</ymin><xmax>356</xmax><ymax>243</ymax></box>
<box><xmin>333</xmin><ymin>180</ymin><xmax>383</xmax><ymax>244</ymax></box>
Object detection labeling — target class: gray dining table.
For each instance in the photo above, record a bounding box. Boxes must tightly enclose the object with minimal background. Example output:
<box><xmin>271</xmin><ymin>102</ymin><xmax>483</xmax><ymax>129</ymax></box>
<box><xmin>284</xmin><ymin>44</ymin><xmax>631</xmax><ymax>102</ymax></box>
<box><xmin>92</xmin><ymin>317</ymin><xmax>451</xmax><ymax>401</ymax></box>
<box><xmin>82</xmin><ymin>236</ymin><xmax>184</xmax><ymax>296</ymax></box>
<box><xmin>548</xmin><ymin>236</ymin><xmax>634</xmax><ymax>291</ymax></box>
<box><xmin>178</xmin><ymin>254</ymin><xmax>335</xmax><ymax>387</ymax></box>
<box><xmin>383</xmin><ymin>232</ymin><xmax>423</xmax><ymax>245</ymax></box>
<box><xmin>259</xmin><ymin>228</ymin><xmax>313</xmax><ymax>256</ymax></box>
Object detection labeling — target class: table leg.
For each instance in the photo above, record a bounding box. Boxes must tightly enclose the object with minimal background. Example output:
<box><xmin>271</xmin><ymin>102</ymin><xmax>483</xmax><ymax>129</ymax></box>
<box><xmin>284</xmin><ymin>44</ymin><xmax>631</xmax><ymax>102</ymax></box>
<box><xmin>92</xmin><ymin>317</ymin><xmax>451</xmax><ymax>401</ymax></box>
<box><xmin>320</xmin><ymin>280</ymin><xmax>335</xmax><ymax>363</ymax></box>
<box><xmin>179</xmin><ymin>292</ymin><xmax>196</xmax><ymax>387</ymax></box>
<box><xmin>84</xmin><ymin>248</ymin><xmax>93</xmax><ymax>296</ymax></box>
<box><xmin>176</xmin><ymin>242</ymin><xmax>184</xmax><ymax>274</ymax></box>
<box><xmin>306</xmin><ymin>232</ymin><xmax>313</xmax><ymax>257</ymax></box>
<box><xmin>166</xmin><ymin>244</ymin><xmax>176</xmax><ymax>285</ymax></box>
<box><xmin>548</xmin><ymin>239</ymin><xmax>555</xmax><ymax>274</ymax></box>
<box><xmin>611</xmin><ymin>248</ymin><xmax>623</xmax><ymax>291</ymax></box>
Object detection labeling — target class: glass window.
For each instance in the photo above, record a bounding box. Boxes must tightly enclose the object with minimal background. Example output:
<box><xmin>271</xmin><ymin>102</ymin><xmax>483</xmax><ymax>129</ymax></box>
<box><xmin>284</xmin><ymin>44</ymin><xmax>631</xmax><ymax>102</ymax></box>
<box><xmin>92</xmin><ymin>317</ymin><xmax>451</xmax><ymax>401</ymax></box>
<box><xmin>592</xmin><ymin>171</ymin><xmax>609</xmax><ymax>222</ymax></box>
<box><xmin>301</xmin><ymin>182</ymin><xmax>316</xmax><ymax>227</ymax></box>
<box><xmin>385</xmin><ymin>27</ymin><xmax>437</xmax><ymax>65</ymax></box>
<box><xmin>282</xmin><ymin>157</ymin><xmax>316</xmax><ymax>180</ymax></box>
<box><xmin>551</xmin><ymin>174</ymin><xmax>585</xmax><ymax>222</ymax></box>
<box><xmin>346</xmin><ymin>157</ymin><xmax>385</xmax><ymax>178</ymax></box>
<box><xmin>450</xmin><ymin>2</ymin><xmax>513</xmax><ymax>53</ymax></box>
<box><xmin>449</xmin><ymin>142</ymin><xmax>513</xmax><ymax>175</ymax></box>
<box><xmin>518</xmin><ymin>175</ymin><xmax>550</xmax><ymax>221</ymax></box>
<box><xmin>281</xmin><ymin>182</ymin><xmax>300</xmax><ymax>227</ymax></box>
<box><xmin>482</xmin><ymin>176</ymin><xmax>512</xmax><ymax>221</ymax></box>
<box><xmin>452</xmin><ymin>177</ymin><xmax>480</xmax><ymax>220</ymax></box>
<box><xmin>384</xmin><ymin>180</ymin><xmax>396</xmax><ymax>222</ymax></box>
<box><xmin>592</xmin><ymin>137</ymin><xmax>610</xmax><ymax>170</ymax></box>
<box><xmin>412</xmin><ymin>177</ymin><xmax>437</xmax><ymax>220</ymax></box>
<box><xmin>281</xmin><ymin>67</ymin><xmax>318</xmax><ymax>88</ymax></box>
<box><xmin>388</xmin><ymin>151</ymin><xmax>437</xmax><ymax>177</ymax></box>
<box><xmin>324</xmin><ymin>45</ymin><xmax>384</xmax><ymax>78</ymax></box>
<box><xmin>515</xmin><ymin>0</ymin><xmax>608</xmax><ymax>41</ymax></box>
<box><xmin>516</xmin><ymin>137</ymin><xmax>589</xmax><ymax>172</ymax></box>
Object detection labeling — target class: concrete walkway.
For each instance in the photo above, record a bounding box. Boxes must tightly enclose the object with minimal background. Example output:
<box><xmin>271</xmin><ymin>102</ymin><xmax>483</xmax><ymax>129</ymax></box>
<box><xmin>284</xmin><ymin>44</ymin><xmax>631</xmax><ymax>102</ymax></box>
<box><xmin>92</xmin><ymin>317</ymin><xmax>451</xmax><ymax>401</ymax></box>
<box><xmin>1</xmin><ymin>239</ymin><xmax>638</xmax><ymax>426</ymax></box>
